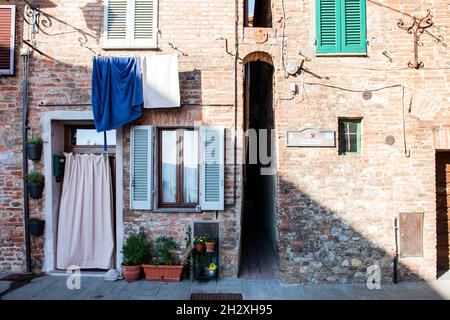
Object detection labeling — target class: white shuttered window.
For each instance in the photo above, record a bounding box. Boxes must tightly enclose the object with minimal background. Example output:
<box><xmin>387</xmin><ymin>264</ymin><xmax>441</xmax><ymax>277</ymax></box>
<box><xmin>103</xmin><ymin>0</ymin><xmax>157</xmax><ymax>49</ymax></box>
<box><xmin>130</xmin><ymin>126</ymin><xmax>225</xmax><ymax>211</ymax></box>
<box><xmin>130</xmin><ymin>126</ymin><xmax>153</xmax><ymax>210</ymax></box>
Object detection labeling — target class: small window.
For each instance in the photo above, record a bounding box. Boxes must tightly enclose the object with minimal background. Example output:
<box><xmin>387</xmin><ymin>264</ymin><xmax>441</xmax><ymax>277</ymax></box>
<box><xmin>316</xmin><ymin>0</ymin><xmax>367</xmax><ymax>54</ymax></box>
<box><xmin>245</xmin><ymin>0</ymin><xmax>272</xmax><ymax>28</ymax></box>
<box><xmin>65</xmin><ymin>125</ymin><xmax>116</xmax><ymax>153</ymax></box>
<box><xmin>103</xmin><ymin>0</ymin><xmax>157</xmax><ymax>49</ymax></box>
<box><xmin>338</xmin><ymin>119</ymin><xmax>361</xmax><ymax>155</ymax></box>
<box><xmin>158</xmin><ymin>128</ymin><xmax>199</xmax><ymax>208</ymax></box>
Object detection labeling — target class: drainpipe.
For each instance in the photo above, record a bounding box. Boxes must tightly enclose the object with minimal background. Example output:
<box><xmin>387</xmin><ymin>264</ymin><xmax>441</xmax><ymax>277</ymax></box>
<box><xmin>21</xmin><ymin>50</ymin><xmax>32</xmax><ymax>273</ymax></box>
<box><xmin>233</xmin><ymin>0</ymin><xmax>239</xmax><ymax>206</ymax></box>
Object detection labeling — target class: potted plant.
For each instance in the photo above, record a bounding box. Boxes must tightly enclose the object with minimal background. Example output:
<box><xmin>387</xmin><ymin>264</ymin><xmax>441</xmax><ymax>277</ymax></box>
<box><xmin>193</xmin><ymin>236</ymin><xmax>205</xmax><ymax>252</ymax></box>
<box><xmin>121</xmin><ymin>230</ymin><xmax>151</xmax><ymax>282</ymax></box>
<box><xmin>204</xmin><ymin>234</ymin><xmax>216</xmax><ymax>253</ymax></box>
<box><xmin>29</xmin><ymin>218</ymin><xmax>45</xmax><ymax>236</ymax></box>
<box><xmin>193</xmin><ymin>249</ymin><xmax>206</xmax><ymax>278</ymax></box>
<box><xmin>142</xmin><ymin>236</ymin><xmax>185</xmax><ymax>282</ymax></box>
<box><xmin>26</xmin><ymin>136</ymin><xmax>43</xmax><ymax>161</ymax></box>
<box><xmin>27</xmin><ymin>171</ymin><xmax>44</xmax><ymax>199</ymax></box>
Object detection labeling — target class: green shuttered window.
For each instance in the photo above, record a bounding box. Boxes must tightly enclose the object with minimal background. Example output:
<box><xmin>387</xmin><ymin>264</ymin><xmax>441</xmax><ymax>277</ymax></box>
<box><xmin>316</xmin><ymin>0</ymin><xmax>366</xmax><ymax>54</ymax></box>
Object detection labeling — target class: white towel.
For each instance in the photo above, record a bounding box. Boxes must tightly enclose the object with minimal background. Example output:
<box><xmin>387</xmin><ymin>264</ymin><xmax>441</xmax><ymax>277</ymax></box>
<box><xmin>142</xmin><ymin>54</ymin><xmax>181</xmax><ymax>109</ymax></box>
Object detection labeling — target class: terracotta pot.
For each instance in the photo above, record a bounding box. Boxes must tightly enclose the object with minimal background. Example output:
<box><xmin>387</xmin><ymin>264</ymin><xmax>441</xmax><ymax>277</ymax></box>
<box><xmin>205</xmin><ymin>241</ymin><xmax>216</xmax><ymax>252</ymax></box>
<box><xmin>195</xmin><ymin>243</ymin><xmax>204</xmax><ymax>252</ymax></box>
<box><xmin>142</xmin><ymin>264</ymin><xmax>184</xmax><ymax>282</ymax></box>
<box><xmin>121</xmin><ymin>264</ymin><xmax>142</xmax><ymax>282</ymax></box>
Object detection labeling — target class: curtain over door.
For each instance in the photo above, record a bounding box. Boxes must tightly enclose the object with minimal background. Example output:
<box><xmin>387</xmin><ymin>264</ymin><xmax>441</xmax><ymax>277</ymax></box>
<box><xmin>56</xmin><ymin>153</ymin><xmax>114</xmax><ymax>269</ymax></box>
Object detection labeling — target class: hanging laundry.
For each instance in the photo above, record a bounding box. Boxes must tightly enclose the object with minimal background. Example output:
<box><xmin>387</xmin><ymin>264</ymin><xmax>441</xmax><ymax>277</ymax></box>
<box><xmin>142</xmin><ymin>53</ymin><xmax>181</xmax><ymax>109</ymax></box>
<box><xmin>92</xmin><ymin>56</ymin><xmax>143</xmax><ymax>132</ymax></box>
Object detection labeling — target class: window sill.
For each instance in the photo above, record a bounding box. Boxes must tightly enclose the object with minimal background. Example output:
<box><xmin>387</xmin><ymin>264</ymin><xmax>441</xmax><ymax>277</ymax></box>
<box><xmin>102</xmin><ymin>45</ymin><xmax>159</xmax><ymax>50</ymax></box>
<box><xmin>153</xmin><ymin>207</ymin><xmax>202</xmax><ymax>214</ymax></box>
<box><xmin>315</xmin><ymin>53</ymin><xmax>368</xmax><ymax>57</ymax></box>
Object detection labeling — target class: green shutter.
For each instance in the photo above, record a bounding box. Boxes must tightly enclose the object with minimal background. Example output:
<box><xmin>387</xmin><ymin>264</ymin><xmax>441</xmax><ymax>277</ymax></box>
<box><xmin>316</xmin><ymin>0</ymin><xmax>339</xmax><ymax>54</ymax></box>
<box><xmin>316</xmin><ymin>0</ymin><xmax>366</xmax><ymax>54</ymax></box>
<box><xmin>340</xmin><ymin>0</ymin><xmax>366</xmax><ymax>53</ymax></box>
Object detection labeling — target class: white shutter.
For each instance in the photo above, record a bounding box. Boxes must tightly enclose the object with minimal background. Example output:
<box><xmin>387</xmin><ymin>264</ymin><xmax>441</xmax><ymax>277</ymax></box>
<box><xmin>130</xmin><ymin>126</ymin><xmax>153</xmax><ymax>210</ymax></box>
<box><xmin>200</xmin><ymin>126</ymin><xmax>225</xmax><ymax>211</ymax></box>
<box><xmin>103</xmin><ymin>0</ymin><xmax>157</xmax><ymax>49</ymax></box>
<box><xmin>131</xmin><ymin>0</ymin><xmax>157</xmax><ymax>47</ymax></box>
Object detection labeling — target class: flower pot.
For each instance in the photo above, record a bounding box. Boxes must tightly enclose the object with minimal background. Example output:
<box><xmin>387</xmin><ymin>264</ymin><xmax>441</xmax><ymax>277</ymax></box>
<box><xmin>121</xmin><ymin>264</ymin><xmax>142</xmax><ymax>282</ymax></box>
<box><xmin>29</xmin><ymin>218</ymin><xmax>45</xmax><ymax>236</ymax></box>
<box><xmin>205</xmin><ymin>241</ymin><xmax>216</xmax><ymax>253</ymax></box>
<box><xmin>26</xmin><ymin>144</ymin><xmax>42</xmax><ymax>161</ymax></box>
<box><xmin>27</xmin><ymin>182</ymin><xmax>43</xmax><ymax>199</ymax></box>
<box><xmin>142</xmin><ymin>264</ymin><xmax>184</xmax><ymax>282</ymax></box>
<box><xmin>195</xmin><ymin>243</ymin><xmax>204</xmax><ymax>252</ymax></box>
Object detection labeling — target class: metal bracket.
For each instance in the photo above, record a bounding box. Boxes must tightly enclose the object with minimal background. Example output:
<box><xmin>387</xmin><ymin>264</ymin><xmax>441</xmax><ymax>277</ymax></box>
<box><xmin>398</xmin><ymin>9</ymin><xmax>446</xmax><ymax>69</ymax></box>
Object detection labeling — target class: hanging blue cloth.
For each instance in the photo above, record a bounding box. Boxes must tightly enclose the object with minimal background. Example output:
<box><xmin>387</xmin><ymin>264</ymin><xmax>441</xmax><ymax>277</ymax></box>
<box><xmin>92</xmin><ymin>56</ymin><xmax>143</xmax><ymax>132</ymax></box>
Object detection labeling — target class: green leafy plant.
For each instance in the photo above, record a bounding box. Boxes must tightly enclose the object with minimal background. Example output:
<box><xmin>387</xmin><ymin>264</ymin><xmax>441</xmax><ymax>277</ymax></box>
<box><xmin>27</xmin><ymin>171</ymin><xmax>44</xmax><ymax>184</ymax></box>
<box><xmin>26</xmin><ymin>136</ymin><xmax>43</xmax><ymax>145</ymax></box>
<box><xmin>194</xmin><ymin>236</ymin><xmax>205</xmax><ymax>245</ymax></box>
<box><xmin>150</xmin><ymin>236</ymin><xmax>180</xmax><ymax>266</ymax></box>
<box><xmin>122</xmin><ymin>229</ymin><xmax>151</xmax><ymax>266</ymax></box>
<box><xmin>204</xmin><ymin>234</ymin><xmax>216</xmax><ymax>242</ymax></box>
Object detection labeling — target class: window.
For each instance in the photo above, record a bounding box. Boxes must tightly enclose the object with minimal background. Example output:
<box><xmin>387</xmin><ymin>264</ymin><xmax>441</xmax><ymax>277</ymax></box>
<box><xmin>245</xmin><ymin>0</ymin><xmax>272</xmax><ymax>27</ymax></box>
<box><xmin>338</xmin><ymin>119</ymin><xmax>361</xmax><ymax>155</ymax></box>
<box><xmin>158</xmin><ymin>128</ymin><xmax>199</xmax><ymax>207</ymax></box>
<box><xmin>65</xmin><ymin>125</ymin><xmax>116</xmax><ymax>153</ymax></box>
<box><xmin>130</xmin><ymin>126</ymin><xmax>225</xmax><ymax>211</ymax></box>
<box><xmin>103</xmin><ymin>0</ymin><xmax>157</xmax><ymax>49</ymax></box>
<box><xmin>0</xmin><ymin>5</ymin><xmax>15</xmax><ymax>75</ymax></box>
<box><xmin>316</xmin><ymin>0</ymin><xmax>366</xmax><ymax>54</ymax></box>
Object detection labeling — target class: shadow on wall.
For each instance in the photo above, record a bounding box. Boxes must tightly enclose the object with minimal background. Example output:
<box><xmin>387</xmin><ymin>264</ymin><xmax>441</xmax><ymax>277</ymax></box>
<box><xmin>277</xmin><ymin>177</ymin><xmax>428</xmax><ymax>285</ymax></box>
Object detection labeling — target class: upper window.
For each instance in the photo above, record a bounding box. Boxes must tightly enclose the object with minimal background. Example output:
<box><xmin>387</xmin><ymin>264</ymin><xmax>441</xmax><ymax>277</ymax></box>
<box><xmin>158</xmin><ymin>128</ymin><xmax>199</xmax><ymax>208</ymax></box>
<box><xmin>0</xmin><ymin>5</ymin><xmax>15</xmax><ymax>75</ymax></box>
<box><xmin>103</xmin><ymin>0</ymin><xmax>157</xmax><ymax>49</ymax></box>
<box><xmin>245</xmin><ymin>0</ymin><xmax>272</xmax><ymax>28</ymax></box>
<box><xmin>338</xmin><ymin>119</ymin><xmax>361</xmax><ymax>155</ymax></box>
<box><xmin>316</xmin><ymin>0</ymin><xmax>367</xmax><ymax>54</ymax></box>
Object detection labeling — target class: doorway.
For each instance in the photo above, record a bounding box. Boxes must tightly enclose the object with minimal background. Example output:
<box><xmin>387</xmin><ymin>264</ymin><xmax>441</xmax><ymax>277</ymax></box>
<box><xmin>436</xmin><ymin>151</ymin><xmax>450</xmax><ymax>278</ymax></box>
<box><xmin>240</xmin><ymin>58</ymin><xmax>279</xmax><ymax>279</ymax></box>
<box><xmin>56</xmin><ymin>123</ymin><xmax>117</xmax><ymax>271</ymax></box>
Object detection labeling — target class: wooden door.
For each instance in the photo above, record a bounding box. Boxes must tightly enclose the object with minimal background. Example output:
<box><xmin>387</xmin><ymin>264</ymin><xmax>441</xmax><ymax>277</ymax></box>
<box><xmin>436</xmin><ymin>152</ymin><xmax>450</xmax><ymax>270</ymax></box>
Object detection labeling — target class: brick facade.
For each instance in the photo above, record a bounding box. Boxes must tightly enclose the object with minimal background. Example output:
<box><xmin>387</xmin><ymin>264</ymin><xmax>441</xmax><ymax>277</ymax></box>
<box><xmin>0</xmin><ymin>0</ymin><xmax>449</xmax><ymax>284</ymax></box>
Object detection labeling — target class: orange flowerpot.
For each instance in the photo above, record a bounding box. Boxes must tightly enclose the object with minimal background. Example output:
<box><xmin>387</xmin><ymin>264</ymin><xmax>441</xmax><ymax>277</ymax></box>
<box><xmin>205</xmin><ymin>242</ymin><xmax>216</xmax><ymax>252</ymax></box>
<box><xmin>121</xmin><ymin>264</ymin><xmax>142</xmax><ymax>282</ymax></box>
<box><xmin>142</xmin><ymin>264</ymin><xmax>184</xmax><ymax>282</ymax></box>
<box><xmin>195</xmin><ymin>243</ymin><xmax>204</xmax><ymax>252</ymax></box>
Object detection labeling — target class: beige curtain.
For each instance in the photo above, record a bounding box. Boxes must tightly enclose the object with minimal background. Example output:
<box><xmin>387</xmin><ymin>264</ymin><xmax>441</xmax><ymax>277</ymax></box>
<box><xmin>56</xmin><ymin>153</ymin><xmax>114</xmax><ymax>270</ymax></box>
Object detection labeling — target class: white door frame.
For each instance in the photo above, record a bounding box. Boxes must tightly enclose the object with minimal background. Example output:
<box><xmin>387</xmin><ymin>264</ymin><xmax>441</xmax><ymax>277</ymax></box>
<box><xmin>41</xmin><ymin>111</ymin><xmax>124</xmax><ymax>272</ymax></box>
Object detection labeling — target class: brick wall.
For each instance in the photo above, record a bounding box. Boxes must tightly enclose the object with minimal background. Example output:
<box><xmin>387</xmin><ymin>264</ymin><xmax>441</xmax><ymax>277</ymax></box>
<box><xmin>0</xmin><ymin>0</ymin><xmax>448</xmax><ymax>284</ymax></box>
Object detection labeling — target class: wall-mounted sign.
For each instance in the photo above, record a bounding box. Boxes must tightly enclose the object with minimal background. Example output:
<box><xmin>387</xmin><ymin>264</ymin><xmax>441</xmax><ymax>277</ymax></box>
<box><xmin>286</xmin><ymin>128</ymin><xmax>335</xmax><ymax>147</ymax></box>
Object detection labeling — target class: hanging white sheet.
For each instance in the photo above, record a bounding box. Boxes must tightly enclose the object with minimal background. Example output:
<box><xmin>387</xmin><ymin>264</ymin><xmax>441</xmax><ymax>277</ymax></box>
<box><xmin>142</xmin><ymin>53</ymin><xmax>181</xmax><ymax>109</ymax></box>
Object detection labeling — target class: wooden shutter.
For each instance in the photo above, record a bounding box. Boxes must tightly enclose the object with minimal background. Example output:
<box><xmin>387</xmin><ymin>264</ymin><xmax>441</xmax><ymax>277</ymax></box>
<box><xmin>399</xmin><ymin>212</ymin><xmax>424</xmax><ymax>257</ymax></box>
<box><xmin>200</xmin><ymin>126</ymin><xmax>225</xmax><ymax>211</ymax></box>
<box><xmin>341</xmin><ymin>0</ymin><xmax>366</xmax><ymax>53</ymax></box>
<box><xmin>130</xmin><ymin>126</ymin><xmax>153</xmax><ymax>210</ymax></box>
<box><xmin>104</xmin><ymin>0</ymin><xmax>157</xmax><ymax>48</ymax></box>
<box><xmin>0</xmin><ymin>5</ymin><xmax>15</xmax><ymax>75</ymax></box>
<box><xmin>316</xmin><ymin>0</ymin><xmax>339</xmax><ymax>54</ymax></box>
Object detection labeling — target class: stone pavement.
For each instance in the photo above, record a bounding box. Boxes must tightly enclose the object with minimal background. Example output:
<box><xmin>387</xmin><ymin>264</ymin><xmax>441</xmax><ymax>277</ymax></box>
<box><xmin>1</xmin><ymin>275</ymin><xmax>450</xmax><ymax>300</ymax></box>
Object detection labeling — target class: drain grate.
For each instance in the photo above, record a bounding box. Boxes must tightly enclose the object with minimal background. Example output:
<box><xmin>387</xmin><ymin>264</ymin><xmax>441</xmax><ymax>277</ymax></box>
<box><xmin>0</xmin><ymin>273</ymin><xmax>33</xmax><ymax>283</ymax></box>
<box><xmin>190</xmin><ymin>293</ymin><xmax>243</xmax><ymax>300</ymax></box>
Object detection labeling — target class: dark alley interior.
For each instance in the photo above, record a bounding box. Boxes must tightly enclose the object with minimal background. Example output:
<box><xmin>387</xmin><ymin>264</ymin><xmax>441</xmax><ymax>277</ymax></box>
<box><xmin>240</xmin><ymin>60</ymin><xmax>278</xmax><ymax>279</ymax></box>
<box><xmin>436</xmin><ymin>151</ymin><xmax>450</xmax><ymax>277</ymax></box>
